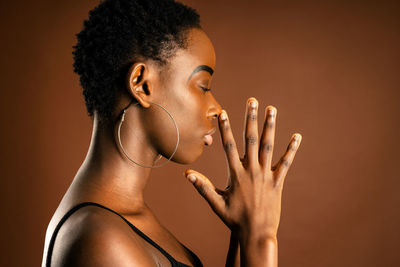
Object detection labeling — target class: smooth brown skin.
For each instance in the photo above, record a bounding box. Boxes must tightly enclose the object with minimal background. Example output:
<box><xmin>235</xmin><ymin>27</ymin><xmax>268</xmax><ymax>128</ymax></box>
<box><xmin>41</xmin><ymin>28</ymin><xmax>302</xmax><ymax>267</ymax></box>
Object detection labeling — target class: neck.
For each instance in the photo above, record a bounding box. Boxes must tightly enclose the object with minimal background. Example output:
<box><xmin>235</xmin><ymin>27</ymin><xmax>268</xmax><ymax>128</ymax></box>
<box><xmin>72</xmin><ymin>111</ymin><xmax>159</xmax><ymax>213</ymax></box>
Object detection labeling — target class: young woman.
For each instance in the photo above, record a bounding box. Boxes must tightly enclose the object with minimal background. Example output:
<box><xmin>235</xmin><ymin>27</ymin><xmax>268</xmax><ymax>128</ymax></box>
<box><xmin>41</xmin><ymin>0</ymin><xmax>302</xmax><ymax>266</ymax></box>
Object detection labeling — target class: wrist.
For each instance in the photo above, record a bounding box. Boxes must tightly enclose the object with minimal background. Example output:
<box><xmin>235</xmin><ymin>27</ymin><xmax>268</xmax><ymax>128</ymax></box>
<box><xmin>238</xmin><ymin>233</ymin><xmax>278</xmax><ymax>267</ymax></box>
<box><xmin>239</xmin><ymin>233</ymin><xmax>277</xmax><ymax>248</ymax></box>
<box><xmin>233</xmin><ymin>227</ymin><xmax>277</xmax><ymax>246</ymax></box>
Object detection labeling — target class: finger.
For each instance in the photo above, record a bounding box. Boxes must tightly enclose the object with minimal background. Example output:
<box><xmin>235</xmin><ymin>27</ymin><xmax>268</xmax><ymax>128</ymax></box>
<box><xmin>218</xmin><ymin>110</ymin><xmax>241</xmax><ymax>171</ymax></box>
<box><xmin>274</xmin><ymin>133</ymin><xmax>302</xmax><ymax>187</ymax></box>
<box><xmin>259</xmin><ymin>106</ymin><xmax>277</xmax><ymax>170</ymax></box>
<box><xmin>243</xmin><ymin>98</ymin><xmax>259</xmax><ymax>168</ymax></box>
<box><xmin>184</xmin><ymin>169</ymin><xmax>225</xmax><ymax>217</ymax></box>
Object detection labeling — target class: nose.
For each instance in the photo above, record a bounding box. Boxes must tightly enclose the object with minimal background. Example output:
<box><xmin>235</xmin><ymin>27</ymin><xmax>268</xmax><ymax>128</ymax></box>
<box><xmin>206</xmin><ymin>94</ymin><xmax>222</xmax><ymax>120</ymax></box>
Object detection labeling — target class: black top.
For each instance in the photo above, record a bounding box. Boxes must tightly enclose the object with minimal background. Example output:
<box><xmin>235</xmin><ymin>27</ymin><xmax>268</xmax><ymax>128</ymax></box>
<box><xmin>46</xmin><ymin>202</ymin><xmax>203</xmax><ymax>267</ymax></box>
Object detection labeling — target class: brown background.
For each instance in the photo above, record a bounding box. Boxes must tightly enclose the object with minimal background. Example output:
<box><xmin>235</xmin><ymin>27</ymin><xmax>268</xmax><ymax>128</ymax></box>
<box><xmin>1</xmin><ymin>0</ymin><xmax>399</xmax><ymax>266</ymax></box>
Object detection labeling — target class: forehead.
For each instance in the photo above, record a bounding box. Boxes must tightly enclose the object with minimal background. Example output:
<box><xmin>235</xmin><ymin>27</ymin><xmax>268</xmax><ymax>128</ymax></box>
<box><xmin>167</xmin><ymin>28</ymin><xmax>216</xmax><ymax>78</ymax></box>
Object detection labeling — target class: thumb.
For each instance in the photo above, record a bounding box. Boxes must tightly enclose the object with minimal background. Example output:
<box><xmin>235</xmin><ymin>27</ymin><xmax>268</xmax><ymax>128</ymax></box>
<box><xmin>184</xmin><ymin>169</ymin><xmax>225</xmax><ymax>217</ymax></box>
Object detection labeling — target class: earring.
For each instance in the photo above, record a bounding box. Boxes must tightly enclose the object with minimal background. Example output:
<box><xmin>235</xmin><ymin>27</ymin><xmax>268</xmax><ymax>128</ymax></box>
<box><xmin>117</xmin><ymin>100</ymin><xmax>180</xmax><ymax>168</ymax></box>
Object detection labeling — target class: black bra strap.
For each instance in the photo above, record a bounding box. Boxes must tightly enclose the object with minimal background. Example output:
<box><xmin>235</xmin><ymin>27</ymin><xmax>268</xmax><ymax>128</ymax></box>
<box><xmin>46</xmin><ymin>202</ymin><xmax>179</xmax><ymax>266</ymax></box>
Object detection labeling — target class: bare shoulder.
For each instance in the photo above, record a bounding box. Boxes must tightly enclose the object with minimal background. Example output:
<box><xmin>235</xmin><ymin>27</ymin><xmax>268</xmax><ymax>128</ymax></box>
<box><xmin>50</xmin><ymin>205</ymin><xmax>157</xmax><ymax>267</ymax></box>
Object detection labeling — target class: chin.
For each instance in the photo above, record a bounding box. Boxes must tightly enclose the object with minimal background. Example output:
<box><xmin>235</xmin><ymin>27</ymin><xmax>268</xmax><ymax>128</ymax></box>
<box><xmin>171</xmin><ymin>142</ymin><xmax>205</xmax><ymax>165</ymax></box>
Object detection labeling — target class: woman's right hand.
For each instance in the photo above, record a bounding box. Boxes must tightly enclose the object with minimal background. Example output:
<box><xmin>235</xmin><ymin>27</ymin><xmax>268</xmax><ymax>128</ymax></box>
<box><xmin>185</xmin><ymin>97</ymin><xmax>302</xmax><ymax>244</ymax></box>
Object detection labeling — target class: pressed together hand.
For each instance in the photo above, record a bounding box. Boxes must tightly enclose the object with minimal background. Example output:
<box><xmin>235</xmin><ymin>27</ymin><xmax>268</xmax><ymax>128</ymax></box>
<box><xmin>185</xmin><ymin>97</ymin><xmax>302</xmax><ymax>251</ymax></box>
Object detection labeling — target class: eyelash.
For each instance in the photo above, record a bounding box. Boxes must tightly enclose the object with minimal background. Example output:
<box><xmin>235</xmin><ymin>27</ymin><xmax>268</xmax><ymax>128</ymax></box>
<box><xmin>200</xmin><ymin>86</ymin><xmax>212</xmax><ymax>92</ymax></box>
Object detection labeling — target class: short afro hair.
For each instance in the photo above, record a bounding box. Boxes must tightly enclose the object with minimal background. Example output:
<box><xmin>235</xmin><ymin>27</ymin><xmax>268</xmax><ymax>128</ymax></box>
<box><xmin>72</xmin><ymin>0</ymin><xmax>201</xmax><ymax>121</ymax></box>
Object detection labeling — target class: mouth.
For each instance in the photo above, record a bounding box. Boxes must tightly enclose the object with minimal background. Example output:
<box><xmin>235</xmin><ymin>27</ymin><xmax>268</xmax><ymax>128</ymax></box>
<box><xmin>204</xmin><ymin>127</ymin><xmax>216</xmax><ymax>146</ymax></box>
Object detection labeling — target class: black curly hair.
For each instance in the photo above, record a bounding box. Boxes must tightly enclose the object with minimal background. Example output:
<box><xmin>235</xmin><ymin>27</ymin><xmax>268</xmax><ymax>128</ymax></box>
<box><xmin>72</xmin><ymin>0</ymin><xmax>201</xmax><ymax>122</ymax></box>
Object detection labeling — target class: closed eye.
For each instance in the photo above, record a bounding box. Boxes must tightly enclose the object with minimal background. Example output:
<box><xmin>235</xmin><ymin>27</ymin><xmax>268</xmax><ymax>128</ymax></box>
<box><xmin>200</xmin><ymin>86</ymin><xmax>212</xmax><ymax>92</ymax></box>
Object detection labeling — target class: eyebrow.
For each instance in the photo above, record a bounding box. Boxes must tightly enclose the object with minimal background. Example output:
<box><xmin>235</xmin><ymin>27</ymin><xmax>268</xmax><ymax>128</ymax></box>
<box><xmin>187</xmin><ymin>65</ymin><xmax>214</xmax><ymax>82</ymax></box>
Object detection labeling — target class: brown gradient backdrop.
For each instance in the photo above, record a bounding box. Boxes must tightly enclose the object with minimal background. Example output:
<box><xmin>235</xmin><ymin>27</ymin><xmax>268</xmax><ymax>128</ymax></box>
<box><xmin>0</xmin><ymin>0</ymin><xmax>399</xmax><ymax>266</ymax></box>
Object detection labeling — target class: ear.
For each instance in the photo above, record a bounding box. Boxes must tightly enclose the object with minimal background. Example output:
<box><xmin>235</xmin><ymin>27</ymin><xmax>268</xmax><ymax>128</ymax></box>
<box><xmin>126</xmin><ymin>62</ymin><xmax>152</xmax><ymax>108</ymax></box>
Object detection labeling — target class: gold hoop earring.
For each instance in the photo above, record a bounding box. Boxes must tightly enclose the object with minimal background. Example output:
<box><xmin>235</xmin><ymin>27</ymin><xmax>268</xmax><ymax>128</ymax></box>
<box><xmin>117</xmin><ymin>100</ymin><xmax>180</xmax><ymax>168</ymax></box>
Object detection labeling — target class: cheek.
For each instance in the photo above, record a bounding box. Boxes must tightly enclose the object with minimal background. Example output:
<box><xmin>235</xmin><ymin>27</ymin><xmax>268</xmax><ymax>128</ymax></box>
<box><xmin>170</xmin><ymin>86</ymin><xmax>205</xmax><ymax>133</ymax></box>
<box><xmin>168</xmin><ymin>92</ymin><xmax>208</xmax><ymax>163</ymax></box>
<box><xmin>183</xmin><ymin>117</ymin><xmax>205</xmax><ymax>145</ymax></box>
<box><xmin>154</xmin><ymin>77</ymin><xmax>209</xmax><ymax>163</ymax></box>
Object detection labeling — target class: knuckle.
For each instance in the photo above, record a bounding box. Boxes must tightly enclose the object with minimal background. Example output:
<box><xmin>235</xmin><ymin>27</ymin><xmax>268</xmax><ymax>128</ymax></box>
<box><xmin>248</xmin><ymin>165</ymin><xmax>261</xmax><ymax>176</ymax></box>
<box><xmin>287</xmin><ymin>143</ymin><xmax>297</xmax><ymax>151</ymax></box>
<box><xmin>232</xmin><ymin>168</ymin><xmax>242</xmax><ymax>180</ymax></box>
<box><xmin>247</xmin><ymin>113</ymin><xmax>257</xmax><ymax>121</ymax></box>
<box><xmin>282</xmin><ymin>159</ymin><xmax>291</xmax><ymax>167</ymax></box>
<box><xmin>196</xmin><ymin>183</ymin><xmax>207</xmax><ymax>197</ymax></box>
<box><xmin>246</xmin><ymin>135</ymin><xmax>258</xmax><ymax>145</ymax></box>
<box><xmin>262</xmin><ymin>143</ymin><xmax>273</xmax><ymax>152</ymax></box>
<box><xmin>224</xmin><ymin>142</ymin><xmax>235</xmax><ymax>151</ymax></box>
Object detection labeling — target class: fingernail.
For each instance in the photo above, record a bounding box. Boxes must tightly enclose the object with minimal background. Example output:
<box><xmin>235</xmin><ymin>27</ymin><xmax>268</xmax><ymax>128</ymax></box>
<box><xmin>294</xmin><ymin>134</ymin><xmax>300</xmax><ymax>141</ymax></box>
<box><xmin>268</xmin><ymin>108</ymin><xmax>275</xmax><ymax>115</ymax></box>
<box><xmin>250</xmin><ymin>101</ymin><xmax>257</xmax><ymax>109</ymax></box>
<box><xmin>187</xmin><ymin>174</ymin><xmax>196</xmax><ymax>183</ymax></box>
<box><xmin>220</xmin><ymin>111</ymin><xmax>227</xmax><ymax>120</ymax></box>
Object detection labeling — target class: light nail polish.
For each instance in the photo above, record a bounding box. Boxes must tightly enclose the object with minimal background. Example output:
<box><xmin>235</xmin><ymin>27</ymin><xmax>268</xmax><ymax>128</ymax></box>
<box><xmin>220</xmin><ymin>111</ymin><xmax>227</xmax><ymax>120</ymax></box>
<box><xmin>187</xmin><ymin>175</ymin><xmax>196</xmax><ymax>183</ymax></box>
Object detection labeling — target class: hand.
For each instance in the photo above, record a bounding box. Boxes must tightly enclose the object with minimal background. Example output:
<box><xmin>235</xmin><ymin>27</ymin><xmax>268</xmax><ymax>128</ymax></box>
<box><xmin>185</xmin><ymin>98</ymin><xmax>302</xmax><ymax>240</ymax></box>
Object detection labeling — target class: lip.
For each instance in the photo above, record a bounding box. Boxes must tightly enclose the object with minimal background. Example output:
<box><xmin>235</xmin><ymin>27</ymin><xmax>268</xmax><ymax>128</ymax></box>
<box><xmin>205</xmin><ymin>127</ymin><xmax>216</xmax><ymax>136</ymax></box>
<box><xmin>204</xmin><ymin>127</ymin><xmax>216</xmax><ymax>146</ymax></box>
